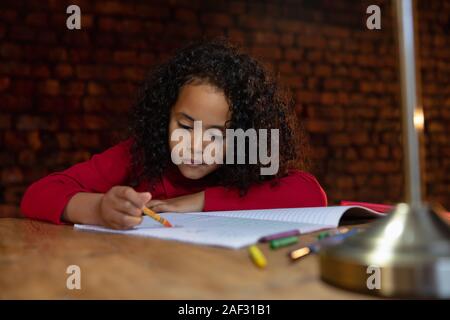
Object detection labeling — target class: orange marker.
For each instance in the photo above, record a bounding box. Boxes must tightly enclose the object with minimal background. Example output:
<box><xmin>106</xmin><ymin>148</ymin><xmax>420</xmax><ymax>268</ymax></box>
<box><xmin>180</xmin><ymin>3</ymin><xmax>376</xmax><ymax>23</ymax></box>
<box><xmin>142</xmin><ymin>207</ymin><xmax>173</xmax><ymax>227</ymax></box>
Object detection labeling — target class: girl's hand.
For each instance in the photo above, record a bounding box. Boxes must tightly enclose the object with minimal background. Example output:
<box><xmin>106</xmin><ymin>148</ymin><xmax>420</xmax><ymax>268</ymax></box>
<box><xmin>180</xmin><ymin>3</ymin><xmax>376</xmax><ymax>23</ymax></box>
<box><xmin>147</xmin><ymin>191</ymin><xmax>205</xmax><ymax>213</ymax></box>
<box><xmin>98</xmin><ymin>186</ymin><xmax>151</xmax><ymax>229</ymax></box>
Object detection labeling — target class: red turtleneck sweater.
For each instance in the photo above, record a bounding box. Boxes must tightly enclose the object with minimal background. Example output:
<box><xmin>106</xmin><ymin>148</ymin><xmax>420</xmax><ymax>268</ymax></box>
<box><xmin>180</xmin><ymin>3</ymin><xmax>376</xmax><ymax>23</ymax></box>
<box><xmin>20</xmin><ymin>140</ymin><xmax>327</xmax><ymax>224</ymax></box>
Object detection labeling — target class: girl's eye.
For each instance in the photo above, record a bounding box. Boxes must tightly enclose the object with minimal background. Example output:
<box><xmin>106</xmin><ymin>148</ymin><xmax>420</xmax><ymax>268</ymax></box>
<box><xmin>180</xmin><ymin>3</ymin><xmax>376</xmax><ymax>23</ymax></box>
<box><xmin>208</xmin><ymin>133</ymin><xmax>223</xmax><ymax>141</ymax></box>
<box><xmin>178</xmin><ymin>123</ymin><xmax>192</xmax><ymax>130</ymax></box>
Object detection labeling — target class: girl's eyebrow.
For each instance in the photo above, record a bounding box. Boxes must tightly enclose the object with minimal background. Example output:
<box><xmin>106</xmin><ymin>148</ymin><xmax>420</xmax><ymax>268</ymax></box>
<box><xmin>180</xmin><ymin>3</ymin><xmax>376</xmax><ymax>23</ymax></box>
<box><xmin>179</xmin><ymin>112</ymin><xmax>225</xmax><ymax>130</ymax></box>
<box><xmin>179</xmin><ymin>112</ymin><xmax>195</xmax><ymax>122</ymax></box>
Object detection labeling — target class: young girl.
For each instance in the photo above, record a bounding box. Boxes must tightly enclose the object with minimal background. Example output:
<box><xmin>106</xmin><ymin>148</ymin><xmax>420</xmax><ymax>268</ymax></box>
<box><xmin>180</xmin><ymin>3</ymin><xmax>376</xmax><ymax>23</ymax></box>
<box><xmin>21</xmin><ymin>40</ymin><xmax>327</xmax><ymax>229</ymax></box>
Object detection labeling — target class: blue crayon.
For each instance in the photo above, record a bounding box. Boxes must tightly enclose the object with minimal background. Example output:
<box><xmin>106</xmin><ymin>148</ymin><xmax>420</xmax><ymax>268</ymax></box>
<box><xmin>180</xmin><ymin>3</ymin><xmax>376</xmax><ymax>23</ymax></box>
<box><xmin>309</xmin><ymin>228</ymin><xmax>359</xmax><ymax>253</ymax></box>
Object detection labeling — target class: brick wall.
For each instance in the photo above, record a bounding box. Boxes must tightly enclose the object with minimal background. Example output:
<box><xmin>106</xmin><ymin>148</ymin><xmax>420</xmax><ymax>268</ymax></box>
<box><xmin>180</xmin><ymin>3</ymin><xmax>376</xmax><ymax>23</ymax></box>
<box><xmin>418</xmin><ymin>0</ymin><xmax>450</xmax><ymax>208</ymax></box>
<box><xmin>0</xmin><ymin>0</ymin><xmax>449</xmax><ymax>215</ymax></box>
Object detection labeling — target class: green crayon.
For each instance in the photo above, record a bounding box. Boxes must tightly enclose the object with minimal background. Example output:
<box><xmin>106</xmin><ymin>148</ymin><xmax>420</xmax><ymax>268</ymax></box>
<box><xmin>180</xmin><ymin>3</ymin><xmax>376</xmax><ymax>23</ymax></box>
<box><xmin>317</xmin><ymin>231</ymin><xmax>330</xmax><ymax>240</ymax></box>
<box><xmin>269</xmin><ymin>236</ymin><xmax>299</xmax><ymax>249</ymax></box>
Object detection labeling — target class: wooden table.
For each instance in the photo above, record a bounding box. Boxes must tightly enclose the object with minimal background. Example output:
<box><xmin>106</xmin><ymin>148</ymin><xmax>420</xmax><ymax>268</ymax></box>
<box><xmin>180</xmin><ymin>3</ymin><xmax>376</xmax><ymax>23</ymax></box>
<box><xmin>0</xmin><ymin>218</ymin><xmax>370</xmax><ymax>299</ymax></box>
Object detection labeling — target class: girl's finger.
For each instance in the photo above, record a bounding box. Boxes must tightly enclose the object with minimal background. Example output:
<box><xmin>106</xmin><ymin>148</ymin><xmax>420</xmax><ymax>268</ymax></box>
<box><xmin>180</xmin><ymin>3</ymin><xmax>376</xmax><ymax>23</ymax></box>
<box><xmin>117</xmin><ymin>187</ymin><xmax>151</xmax><ymax>209</ymax></box>
<box><xmin>114</xmin><ymin>199</ymin><xmax>142</xmax><ymax>217</ymax></box>
<box><xmin>108</xmin><ymin>210</ymin><xmax>143</xmax><ymax>229</ymax></box>
<box><xmin>147</xmin><ymin>199</ymin><xmax>165</xmax><ymax>208</ymax></box>
<box><xmin>151</xmin><ymin>203</ymin><xmax>173</xmax><ymax>213</ymax></box>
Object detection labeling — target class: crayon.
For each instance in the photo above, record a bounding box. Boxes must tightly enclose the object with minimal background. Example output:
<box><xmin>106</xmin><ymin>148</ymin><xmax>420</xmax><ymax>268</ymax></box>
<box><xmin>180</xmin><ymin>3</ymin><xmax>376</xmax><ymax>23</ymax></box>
<box><xmin>289</xmin><ymin>228</ymin><xmax>360</xmax><ymax>261</ymax></box>
<box><xmin>142</xmin><ymin>206</ymin><xmax>173</xmax><ymax>227</ymax></box>
<box><xmin>259</xmin><ymin>229</ymin><xmax>301</xmax><ymax>242</ymax></box>
<box><xmin>289</xmin><ymin>246</ymin><xmax>311</xmax><ymax>261</ymax></box>
<box><xmin>317</xmin><ymin>231</ymin><xmax>330</xmax><ymax>240</ymax></box>
<box><xmin>249</xmin><ymin>245</ymin><xmax>267</xmax><ymax>269</ymax></box>
<box><xmin>269</xmin><ymin>236</ymin><xmax>299</xmax><ymax>249</ymax></box>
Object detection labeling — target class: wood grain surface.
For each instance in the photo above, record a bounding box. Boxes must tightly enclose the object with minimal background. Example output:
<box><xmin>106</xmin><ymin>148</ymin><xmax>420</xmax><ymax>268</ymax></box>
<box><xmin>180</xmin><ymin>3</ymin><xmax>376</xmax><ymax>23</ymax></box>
<box><xmin>0</xmin><ymin>217</ymin><xmax>371</xmax><ymax>299</ymax></box>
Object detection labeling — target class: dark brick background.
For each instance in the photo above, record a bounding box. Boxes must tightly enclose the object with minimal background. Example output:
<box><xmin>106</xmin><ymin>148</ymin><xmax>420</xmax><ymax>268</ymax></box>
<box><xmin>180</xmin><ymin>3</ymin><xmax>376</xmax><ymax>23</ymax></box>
<box><xmin>0</xmin><ymin>0</ymin><xmax>449</xmax><ymax>216</ymax></box>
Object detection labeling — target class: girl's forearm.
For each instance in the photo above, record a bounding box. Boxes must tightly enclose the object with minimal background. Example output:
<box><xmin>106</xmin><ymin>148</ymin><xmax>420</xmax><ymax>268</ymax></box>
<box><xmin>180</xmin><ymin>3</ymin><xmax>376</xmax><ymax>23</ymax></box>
<box><xmin>62</xmin><ymin>192</ymin><xmax>104</xmax><ymax>225</ymax></box>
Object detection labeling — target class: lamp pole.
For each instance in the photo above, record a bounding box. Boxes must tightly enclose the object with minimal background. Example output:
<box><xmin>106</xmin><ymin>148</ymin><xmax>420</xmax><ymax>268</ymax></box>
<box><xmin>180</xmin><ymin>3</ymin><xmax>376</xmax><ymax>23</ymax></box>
<box><xmin>396</xmin><ymin>0</ymin><xmax>424</xmax><ymax>207</ymax></box>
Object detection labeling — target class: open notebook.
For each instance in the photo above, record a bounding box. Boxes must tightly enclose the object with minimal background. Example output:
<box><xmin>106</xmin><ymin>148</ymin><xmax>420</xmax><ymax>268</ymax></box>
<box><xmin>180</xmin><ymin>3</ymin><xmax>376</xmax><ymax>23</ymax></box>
<box><xmin>74</xmin><ymin>206</ymin><xmax>386</xmax><ymax>249</ymax></box>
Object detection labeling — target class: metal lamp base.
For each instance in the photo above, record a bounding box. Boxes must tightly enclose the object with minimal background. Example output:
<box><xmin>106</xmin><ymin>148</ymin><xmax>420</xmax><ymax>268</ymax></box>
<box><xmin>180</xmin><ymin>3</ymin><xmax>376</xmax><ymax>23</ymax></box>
<box><xmin>319</xmin><ymin>203</ymin><xmax>450</xmax><ymax>298</ymax></box>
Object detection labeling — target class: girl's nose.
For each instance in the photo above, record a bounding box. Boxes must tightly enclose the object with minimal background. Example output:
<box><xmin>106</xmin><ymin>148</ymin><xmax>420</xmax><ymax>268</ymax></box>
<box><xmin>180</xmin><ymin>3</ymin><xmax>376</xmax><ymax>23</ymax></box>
<box><xmin>191</xmin><ymin>132</ymin><xmax>203</xmax><ymax>151</ymax></box>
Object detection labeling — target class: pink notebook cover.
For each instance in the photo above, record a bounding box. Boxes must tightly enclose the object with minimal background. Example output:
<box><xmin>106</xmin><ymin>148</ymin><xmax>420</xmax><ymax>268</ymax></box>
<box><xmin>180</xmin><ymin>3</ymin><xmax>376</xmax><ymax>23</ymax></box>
<box><xmin>340</xmin><ymin>201</ymin><xmax>394</xmax><ymax>213</ymax></box>
<box><xmin>340</xmin><ymin>200</ymin><xmax>450</xmax><ymax>219</ymax></box>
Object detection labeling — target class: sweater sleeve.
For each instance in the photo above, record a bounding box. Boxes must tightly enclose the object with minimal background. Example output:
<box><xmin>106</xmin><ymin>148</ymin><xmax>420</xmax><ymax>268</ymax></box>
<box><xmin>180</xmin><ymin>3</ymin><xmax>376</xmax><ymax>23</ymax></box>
<box><xmin>203</xmin><ymin>170</ymin><xmax>327</xmax><ymax>212</ymax></box>
<box><xmin>20</xmin><ymin>140</ymin><xmax>133</xmax><ymax>224</ymax></box>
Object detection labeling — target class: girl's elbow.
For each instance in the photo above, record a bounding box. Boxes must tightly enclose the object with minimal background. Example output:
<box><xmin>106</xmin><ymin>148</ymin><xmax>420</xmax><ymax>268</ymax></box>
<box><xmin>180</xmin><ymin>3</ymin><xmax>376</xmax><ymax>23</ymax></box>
<box><xmin>20</xmin><ymin>178</ymin><xmax>52</xmax><ymax>219</ymax></box>
<box><xmin>287</xmin><ymin>170</ymin><xmax>328</xmax><ymax>207</ymax></box>
<box><xmin>20</xmin><ymin>183</ymin><xmax>38</xmax><ymax>219</ymax></box>
<box><xmin>311</xmin><ymin>185</ymin><xmax>328</xmax><ymax>207</ymax></box>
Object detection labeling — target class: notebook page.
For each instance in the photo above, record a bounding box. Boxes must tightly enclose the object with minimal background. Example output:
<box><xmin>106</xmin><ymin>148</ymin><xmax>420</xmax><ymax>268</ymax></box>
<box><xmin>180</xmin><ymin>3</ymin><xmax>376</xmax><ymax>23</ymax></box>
<box><xmin>186</xmin><ymin>206</ymin><xmax>370</xmax><ymax>226</ymax></box>
<box><xmin>75</xmin><ymin>213</ymin><xmax>325</xmax><ymax>249</ymax></box>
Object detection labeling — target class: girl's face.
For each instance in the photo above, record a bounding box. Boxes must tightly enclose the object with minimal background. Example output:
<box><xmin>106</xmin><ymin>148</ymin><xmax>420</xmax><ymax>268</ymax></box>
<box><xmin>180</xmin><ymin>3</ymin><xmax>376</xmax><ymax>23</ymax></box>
<box><xmin>168</xmin><ymin>83</ymin><xmax>231</xmax><ymax>180</ymax></box>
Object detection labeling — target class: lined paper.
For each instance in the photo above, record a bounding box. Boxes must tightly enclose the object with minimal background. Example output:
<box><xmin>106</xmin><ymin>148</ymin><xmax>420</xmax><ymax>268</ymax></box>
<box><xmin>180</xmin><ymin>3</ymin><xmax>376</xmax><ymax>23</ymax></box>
<box><xmin>193</xmin><ymin>206</ymin><xmax>379</xmax><ymax>225</ymax></box>
<box><xmin>75</xmin><ymin>206</ymin><xmax>383</xmax><ymax>249</ymax></box>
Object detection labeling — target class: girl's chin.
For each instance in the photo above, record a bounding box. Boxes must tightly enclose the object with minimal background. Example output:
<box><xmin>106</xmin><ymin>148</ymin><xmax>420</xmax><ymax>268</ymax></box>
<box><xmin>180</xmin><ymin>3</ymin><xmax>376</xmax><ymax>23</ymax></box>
<box><xmin>177</xmin><ymin>164</ymin><xmax>210</xmax><ymax>180</ymax></box>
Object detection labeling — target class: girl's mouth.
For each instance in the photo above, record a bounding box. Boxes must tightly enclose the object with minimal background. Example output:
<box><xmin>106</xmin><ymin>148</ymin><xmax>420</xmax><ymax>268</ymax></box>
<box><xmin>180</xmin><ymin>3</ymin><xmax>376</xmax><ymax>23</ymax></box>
<box><xmin>182</xmin><ymin>158</ymin><xmax>204</xmax><ymax>166</ymax></box>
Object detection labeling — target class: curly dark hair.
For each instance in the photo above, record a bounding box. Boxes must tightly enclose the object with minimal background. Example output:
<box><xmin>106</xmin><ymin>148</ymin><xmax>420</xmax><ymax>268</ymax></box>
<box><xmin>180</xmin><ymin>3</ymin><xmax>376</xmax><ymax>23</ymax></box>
<box><xmin>129</xmin><ymin>39</ymin><xmax>309</xmax><ymax>194</ymax></box>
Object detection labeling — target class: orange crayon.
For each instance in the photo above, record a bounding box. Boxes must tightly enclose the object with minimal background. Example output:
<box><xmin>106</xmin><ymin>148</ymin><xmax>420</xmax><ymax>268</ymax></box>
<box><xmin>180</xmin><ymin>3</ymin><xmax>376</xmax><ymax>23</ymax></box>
<box><xmin>142</xmin><ymin>207</ymin><xmax>173</xmax><ymax>228</ymax></box>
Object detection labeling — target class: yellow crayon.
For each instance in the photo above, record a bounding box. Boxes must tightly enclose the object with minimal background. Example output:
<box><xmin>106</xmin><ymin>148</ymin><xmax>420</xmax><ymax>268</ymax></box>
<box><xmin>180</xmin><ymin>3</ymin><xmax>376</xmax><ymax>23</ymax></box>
<box><xmin>142</xmin><ymin>206</ymin><xmax>173</xmax><ymax>228</ymax></box>
<box><xmin>248</xmin><ymin>245</ymin><xmax>267</xmax><ymax>269</ymax></box>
